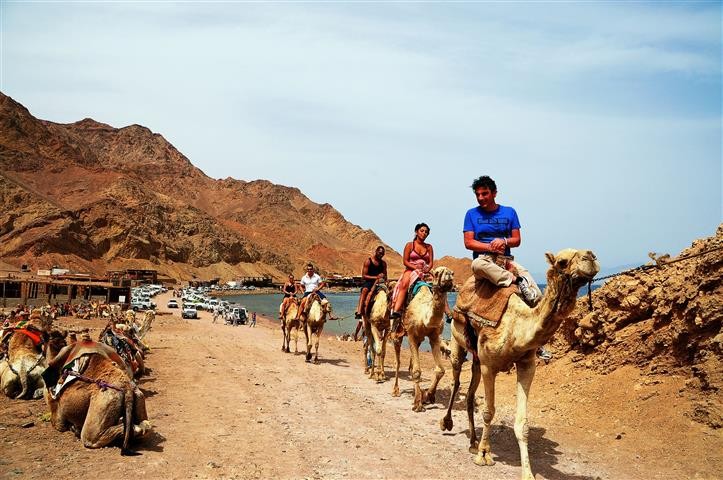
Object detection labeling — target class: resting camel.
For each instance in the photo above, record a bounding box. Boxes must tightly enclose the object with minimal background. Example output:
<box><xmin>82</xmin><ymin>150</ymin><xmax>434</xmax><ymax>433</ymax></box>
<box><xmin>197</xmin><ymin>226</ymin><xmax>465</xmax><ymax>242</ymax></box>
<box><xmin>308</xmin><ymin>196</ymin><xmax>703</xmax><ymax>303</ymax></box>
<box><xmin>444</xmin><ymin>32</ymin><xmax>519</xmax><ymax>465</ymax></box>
<box><xmin>43</xmin><ymin>332</ymin><xmax>152</xmax><ymax>453</ymax></box>
<box><xmin>0</xmin><ymin>310</ymin><xmax>50</xmax><ymax>399</ymax></box>
<box><xmin>391</xmin><ymin>266</ymin><xmax>454</xmax><ymax>411</ymax></box>
<box><xmin>440</xmin><ymin>249</ymin><xmax>599</xmax><ymax>480</ymax></box>
<box><xmin>99</xmin><ymin>320</ymin><xmax>146</xmax><ymax>379</ymax></box>
<box><xmin>137</xmin><ymin>310</ymin><xmax>155</xmax><ymax>341</ymax></box>
<box><xmin>302</xmin><ymin>294</ymin><xmax>332</xmax><ymax>363</ymax></box>
<box><xmin>363</xmin><ymin>282</ymin><xmax>391</xmax><ymax>382</ymax></box>
<box><xmin>281</xmin><ymin>299</ymin><xmax>302</xmax><ymax>353</ymax></box>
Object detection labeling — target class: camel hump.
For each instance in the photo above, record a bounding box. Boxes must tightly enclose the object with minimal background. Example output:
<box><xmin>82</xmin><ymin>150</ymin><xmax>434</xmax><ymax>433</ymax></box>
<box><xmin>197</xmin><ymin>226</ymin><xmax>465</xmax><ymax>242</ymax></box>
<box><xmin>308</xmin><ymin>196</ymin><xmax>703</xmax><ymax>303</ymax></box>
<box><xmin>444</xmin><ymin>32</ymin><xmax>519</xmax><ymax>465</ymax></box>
<box><xmin>455</xmin><ymin>275</ymin><xmax>517</xmax><ymax>326</ymax></box>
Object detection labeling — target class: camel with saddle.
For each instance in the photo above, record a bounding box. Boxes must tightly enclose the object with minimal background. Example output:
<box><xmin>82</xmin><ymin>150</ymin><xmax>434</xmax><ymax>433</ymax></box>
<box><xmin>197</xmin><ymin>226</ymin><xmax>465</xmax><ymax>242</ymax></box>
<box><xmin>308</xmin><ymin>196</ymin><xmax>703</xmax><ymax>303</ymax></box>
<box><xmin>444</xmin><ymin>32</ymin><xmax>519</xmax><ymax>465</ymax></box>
<box><xmin>391</xmin><ymin>266</ymin><xmax>454</xmax><ymax>411</ymax></box>
<box><xmin>440</xmin><ymin>248</ymin><xmax>599</xmax><ymax>480</ymax></box>
<box><xmin>98</xmin><ymin>317</ymin><xmax>147</xmax><ymax>378</ymax></box>
<box><xmin>281</xmin><ymin>298</ymin><xmax>302</xmax><ymax>353</ymax></box>
<box><xmin>300</xmin><ymin>293</ymin><xmax>333</xmax><ymax>363</ymax></box>
<box><xmin>362</xmin><ymin>280</ymin><xmax>392</xmax><ymax>382</ymax></box>
<box><xmin>0</xmin><ymin>309</ymin><xmax>51</xmax><ymax>399</ymax></box>
<box><xmin>42</xmin><ymin>331</ymin><xmax>152</xmax><ymax>453</ymax></box>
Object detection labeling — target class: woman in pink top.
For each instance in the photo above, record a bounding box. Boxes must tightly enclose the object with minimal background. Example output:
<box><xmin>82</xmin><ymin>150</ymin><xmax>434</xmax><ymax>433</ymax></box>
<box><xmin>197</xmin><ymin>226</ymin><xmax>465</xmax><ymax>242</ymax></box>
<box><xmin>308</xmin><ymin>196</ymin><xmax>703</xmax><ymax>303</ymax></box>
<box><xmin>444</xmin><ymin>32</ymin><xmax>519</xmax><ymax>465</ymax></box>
<box><xmin>391</xmin><ymin>222</ymin><xmax>434</xmax><ymax>320</ymax></box>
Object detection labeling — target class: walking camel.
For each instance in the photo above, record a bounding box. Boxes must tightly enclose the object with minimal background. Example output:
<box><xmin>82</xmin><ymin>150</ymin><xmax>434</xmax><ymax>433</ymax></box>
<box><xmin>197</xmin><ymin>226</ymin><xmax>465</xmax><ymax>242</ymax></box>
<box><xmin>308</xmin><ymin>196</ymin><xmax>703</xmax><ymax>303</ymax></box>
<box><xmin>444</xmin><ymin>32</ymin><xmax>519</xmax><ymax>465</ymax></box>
<box><xmin>362</xmin><ymin>282</ymin><xmax>391</xmax><ymax>382</ymax></box>
<box><xmin>302</xmin><ymin>294</ymin><xmax>332</xmax><ymax>363</ymax></box>
<box><xmin>391</xmin><ymin>266</ymin><xmax>454</xmax><ymax>411</ymax></box>
<box><xmin>440</xmin><ymin>248</ymin><xmax>599</xmax><ymax>480</ymax></box>
<box><xmin>281</xmin><ymin>299</ymin><xmax>302</xmax><ymax>353</ymax></box>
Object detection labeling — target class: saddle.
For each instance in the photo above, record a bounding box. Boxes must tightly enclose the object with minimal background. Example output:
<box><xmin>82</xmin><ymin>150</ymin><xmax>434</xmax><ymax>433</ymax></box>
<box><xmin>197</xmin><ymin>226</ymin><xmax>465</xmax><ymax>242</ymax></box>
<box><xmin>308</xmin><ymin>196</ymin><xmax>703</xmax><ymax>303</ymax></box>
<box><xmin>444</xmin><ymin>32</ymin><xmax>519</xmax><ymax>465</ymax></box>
<box><xmin>99</xmin><ymin>327</ymin><xmax>142</xmax><ymax>375</ymax></box>
<box><xmin>453</xmin><ymin>275</ymin><xmax>517</xmax><ymax>329</ymax></box>
<box><xmin>365</xmin><ymin>282</ymin><xmax>390</xmax><ymax>318</ymax></box>
<box><xmin>43</xmin><ymin>340</ymin><xmax>131</xmax><ymax>389</ymax></box>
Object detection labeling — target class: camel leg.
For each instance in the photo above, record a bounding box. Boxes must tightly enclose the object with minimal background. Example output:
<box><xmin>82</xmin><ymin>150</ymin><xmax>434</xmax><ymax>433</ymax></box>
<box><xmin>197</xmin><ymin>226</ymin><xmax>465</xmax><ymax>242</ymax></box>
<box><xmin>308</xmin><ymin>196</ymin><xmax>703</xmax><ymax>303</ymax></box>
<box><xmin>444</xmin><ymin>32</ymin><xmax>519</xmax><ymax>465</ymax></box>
<box><xmin>515</xmin><ymin>355</ymin><xmax>537</xmax><ymax>480</ymax></box>
<box><xmin>292</xmin><ymin>325</ymin><xmax>299</xmax><ymax>354</ymax></box>
<box><xmin>391</xmin><ymin>339</ymin><xmax>402</xmax><ymax>397</ymax></box>
<box><xmin>467</xmin><ymin>356</ymin><xmax>482</xmax><ymax>453</ymax></box>
<box><xmin>378</xmin><ymin>326</ymin><xmax>388</xmax><ymax>382</ymax></box>
<box><xmin>281</xmin><ymin>323</ymin><xmax>288</xmax><ymax>352</ymax></box>
<box><xmin>440</xmin><ymin>338</ymin><xmax>465</xmax><ymax>432</ymax></box>
<box><xmin>304</xmin><ymin>322</ymin><xmax>312</xmax><ymax>363</ymax></box>
<box><xmin>80</xmin><ymin>398</ymin><xmax>125</xmax><ymax>448</ymax></box>
<box><xmin>474</xmin><ymin>365</ymin><xmax>497</xmax><ymax>466</ymax></box>
<box><xmin>363</xmin><ymin>319</ymin><xmax>373</xmax><ymax>375</ymax></box>
<box><xmin>313</xmin><ymin>324</ymin><xmax>323</xmax><ymax>364</ymax></box>
<box><xmin>370</xmin><ymin>323</ymin><xmax>384</xmax><ymax>382</ymax></box>
<box><xmin>423</xmin><ymin>333</ymin><xmax>445</xmax><ymax>404</ymax></box>
<box><xmin>408</xmin><ymin>334</ymin><xmax>424</xmax><ymax>412</ymax></box>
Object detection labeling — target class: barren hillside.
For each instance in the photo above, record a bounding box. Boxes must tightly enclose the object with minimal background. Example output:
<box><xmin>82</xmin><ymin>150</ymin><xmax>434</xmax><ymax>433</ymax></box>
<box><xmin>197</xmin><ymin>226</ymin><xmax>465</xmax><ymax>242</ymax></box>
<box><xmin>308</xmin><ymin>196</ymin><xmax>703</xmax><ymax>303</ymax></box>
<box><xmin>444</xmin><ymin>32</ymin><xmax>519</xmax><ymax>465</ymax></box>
<box><xmin>0</xmin><ymin>93</ymin><xmax>405</xmax><ymax>280</ymax></box>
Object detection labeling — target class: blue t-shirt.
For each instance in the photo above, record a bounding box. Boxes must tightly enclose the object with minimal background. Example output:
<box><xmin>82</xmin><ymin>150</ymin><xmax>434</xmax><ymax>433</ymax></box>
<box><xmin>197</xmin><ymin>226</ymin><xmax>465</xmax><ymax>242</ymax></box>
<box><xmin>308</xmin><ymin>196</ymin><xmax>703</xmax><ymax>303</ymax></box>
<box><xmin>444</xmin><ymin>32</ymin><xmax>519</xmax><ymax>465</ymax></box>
<box><xmin>463</xmin><ymin>205</ymin><xmax>521</xmax><ymax>258</ymax></box>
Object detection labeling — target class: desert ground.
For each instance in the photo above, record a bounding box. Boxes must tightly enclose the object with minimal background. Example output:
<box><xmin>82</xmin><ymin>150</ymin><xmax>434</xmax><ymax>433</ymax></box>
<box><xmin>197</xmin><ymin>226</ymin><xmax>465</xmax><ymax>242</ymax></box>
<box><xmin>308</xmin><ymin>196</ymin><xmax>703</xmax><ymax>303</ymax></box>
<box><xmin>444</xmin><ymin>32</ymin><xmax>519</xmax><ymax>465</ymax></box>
<box><xmin>1</xmin><ymin>290</ymin><xmax>721</xmax><ymax>480</ymax></box>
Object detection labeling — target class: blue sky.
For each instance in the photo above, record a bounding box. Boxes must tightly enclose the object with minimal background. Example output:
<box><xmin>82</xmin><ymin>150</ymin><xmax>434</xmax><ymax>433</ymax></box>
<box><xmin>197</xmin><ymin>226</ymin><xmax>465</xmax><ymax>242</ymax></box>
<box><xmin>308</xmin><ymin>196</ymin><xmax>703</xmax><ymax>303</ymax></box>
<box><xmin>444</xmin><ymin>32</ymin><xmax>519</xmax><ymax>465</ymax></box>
<box><xmin>1</xmin><ymin>1</ymin><xmax>721</xmax><ymax>278</ymax></box>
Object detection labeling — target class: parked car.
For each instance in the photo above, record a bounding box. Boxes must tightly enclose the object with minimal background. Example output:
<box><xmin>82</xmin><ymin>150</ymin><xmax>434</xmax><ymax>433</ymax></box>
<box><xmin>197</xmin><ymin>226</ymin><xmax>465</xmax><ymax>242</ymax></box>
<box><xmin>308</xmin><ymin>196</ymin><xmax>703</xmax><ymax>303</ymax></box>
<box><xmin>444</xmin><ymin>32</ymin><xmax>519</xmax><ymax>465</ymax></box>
<box><xmin>131</xmin><ymin>299</ymin><xmax>154</xmax><ymax>311</ymax></box>
<box><xmin>182</xmin><ymin>307</ymin><xmax>198</xmax><ymax>319</ymax></box>
<box><xmin>225</xmin><ymin>306</ymin><xmax>248</xmax><ymax>326</ymax></box>
<box><xmin>167</xmin><ymin>299</ymin><xmax>179</xmax><ymax>309</ymax></box>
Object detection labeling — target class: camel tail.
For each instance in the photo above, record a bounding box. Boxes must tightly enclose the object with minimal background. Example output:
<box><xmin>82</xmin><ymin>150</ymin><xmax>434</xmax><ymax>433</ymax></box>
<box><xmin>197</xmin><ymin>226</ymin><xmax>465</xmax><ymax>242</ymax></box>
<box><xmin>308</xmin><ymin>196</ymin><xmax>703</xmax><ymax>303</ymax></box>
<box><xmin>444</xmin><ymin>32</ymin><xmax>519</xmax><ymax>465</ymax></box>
<box><xmin>120</xmin><ymin>387</ymin><xmax>135</xmax><ymax>456</ymax></box>
<box><xmin>14</xmin><ymin>362</ymin><xmax>29</xmax><ymax>400</ymax></box>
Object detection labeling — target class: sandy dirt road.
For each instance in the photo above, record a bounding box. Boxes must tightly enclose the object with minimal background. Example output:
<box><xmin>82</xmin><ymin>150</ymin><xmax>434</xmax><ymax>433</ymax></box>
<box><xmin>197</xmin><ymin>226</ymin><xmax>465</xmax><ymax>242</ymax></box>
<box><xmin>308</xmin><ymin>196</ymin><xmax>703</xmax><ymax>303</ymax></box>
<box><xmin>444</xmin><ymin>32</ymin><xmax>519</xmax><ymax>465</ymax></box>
<box><xmin>1</xmin><ymin>291</ymin><xmax>720</xmax><ymax>480</ymax></box>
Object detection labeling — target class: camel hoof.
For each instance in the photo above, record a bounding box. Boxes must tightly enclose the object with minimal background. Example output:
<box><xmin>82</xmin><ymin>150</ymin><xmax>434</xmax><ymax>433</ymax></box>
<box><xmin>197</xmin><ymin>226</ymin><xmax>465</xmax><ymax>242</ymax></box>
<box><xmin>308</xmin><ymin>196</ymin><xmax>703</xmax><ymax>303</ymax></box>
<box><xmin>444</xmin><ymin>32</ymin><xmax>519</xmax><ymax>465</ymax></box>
<box><xmin>423</xmin><ymin>391</ymin><xmax>435</xmax><ymax>404</ymax></box>
<box><xmin>473</xmin><ymin>451</ymin><xmax>495</xmax><ymax>466</ymax></box>
<box><xmin>440</xmin><ymin>416</ymin><xmax>453</xmax><ymax>431</ymax></box>
<box><xmin>392</xmin><ymin>387</ymin><xmax>400</xmax><ymax>397</ymax></box>
<box><xmin>412</xmin><ymin>404</ymin><xmax>426</xmax><ymax>413</ymax></box>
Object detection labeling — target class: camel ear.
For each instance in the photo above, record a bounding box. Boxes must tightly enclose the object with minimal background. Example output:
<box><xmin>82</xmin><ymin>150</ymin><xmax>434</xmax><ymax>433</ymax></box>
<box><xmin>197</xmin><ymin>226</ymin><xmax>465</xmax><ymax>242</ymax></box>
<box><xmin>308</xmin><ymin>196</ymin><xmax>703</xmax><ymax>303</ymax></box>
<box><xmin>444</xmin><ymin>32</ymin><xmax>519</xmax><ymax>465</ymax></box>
<box><xmin>545</xmin><ymin>252</ymin><xmax>556</xmax><ymax>265</ymax></box>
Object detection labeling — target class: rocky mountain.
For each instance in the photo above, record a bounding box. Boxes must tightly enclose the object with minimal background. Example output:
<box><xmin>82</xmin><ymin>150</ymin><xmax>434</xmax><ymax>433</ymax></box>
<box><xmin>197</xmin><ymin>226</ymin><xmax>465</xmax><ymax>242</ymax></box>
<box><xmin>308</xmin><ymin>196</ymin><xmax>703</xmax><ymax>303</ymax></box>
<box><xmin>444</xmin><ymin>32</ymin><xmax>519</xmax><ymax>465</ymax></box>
<box><xmin>553</xmin><ymin>225</ymin><xmax>722</xmax><ymax>427</ymax></box>
<box><xmin>0</xmin><ymin>92</ymin><xmax>408</xmax><ymax>281</ymax></box>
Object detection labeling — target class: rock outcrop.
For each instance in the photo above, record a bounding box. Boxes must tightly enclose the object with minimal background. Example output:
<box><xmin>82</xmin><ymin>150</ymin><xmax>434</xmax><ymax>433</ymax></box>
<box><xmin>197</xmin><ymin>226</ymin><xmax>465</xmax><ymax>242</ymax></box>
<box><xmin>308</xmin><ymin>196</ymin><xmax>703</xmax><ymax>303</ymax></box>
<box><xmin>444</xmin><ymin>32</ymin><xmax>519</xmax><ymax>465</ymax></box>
<box><xmin>553</xmin><ymin>225</ymin><xmax>722</xmax><ymax>427</ymax></box>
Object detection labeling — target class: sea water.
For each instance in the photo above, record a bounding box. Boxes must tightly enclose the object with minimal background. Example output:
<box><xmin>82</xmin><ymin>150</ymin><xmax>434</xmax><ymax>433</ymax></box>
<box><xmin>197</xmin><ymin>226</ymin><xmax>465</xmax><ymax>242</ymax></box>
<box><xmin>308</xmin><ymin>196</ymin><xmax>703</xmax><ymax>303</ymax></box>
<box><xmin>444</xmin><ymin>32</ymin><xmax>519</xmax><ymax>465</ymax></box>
<box><xmin>224</xmin><ymin>283</ymin><xmax>597</xmax><ymax>351</ymax></box>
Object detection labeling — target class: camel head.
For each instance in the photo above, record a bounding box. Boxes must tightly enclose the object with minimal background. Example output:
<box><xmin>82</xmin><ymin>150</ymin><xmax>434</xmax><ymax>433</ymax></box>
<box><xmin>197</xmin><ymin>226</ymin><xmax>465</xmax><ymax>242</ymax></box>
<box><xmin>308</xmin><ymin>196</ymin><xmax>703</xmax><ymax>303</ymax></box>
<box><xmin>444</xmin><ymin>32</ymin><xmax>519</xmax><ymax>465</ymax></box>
<box><xmin>545</xmin><ymin>249</ymin><xmax>600</xmax><ymax>289</ymax></box>
<box><xmin>430</xmin><ymin>266</ymin><xmax>455</xmax><ymax>293</ymax></box>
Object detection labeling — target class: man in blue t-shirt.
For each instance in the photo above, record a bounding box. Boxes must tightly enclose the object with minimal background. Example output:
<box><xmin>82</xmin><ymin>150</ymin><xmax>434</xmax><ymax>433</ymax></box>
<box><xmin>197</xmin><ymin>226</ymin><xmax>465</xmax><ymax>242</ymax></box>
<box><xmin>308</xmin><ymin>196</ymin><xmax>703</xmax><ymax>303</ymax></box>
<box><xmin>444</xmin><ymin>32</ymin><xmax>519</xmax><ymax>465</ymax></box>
<box><xmin>463</xmin><ymin>175</ymin><xmax>541</xmax><ymax>305</ymax></box>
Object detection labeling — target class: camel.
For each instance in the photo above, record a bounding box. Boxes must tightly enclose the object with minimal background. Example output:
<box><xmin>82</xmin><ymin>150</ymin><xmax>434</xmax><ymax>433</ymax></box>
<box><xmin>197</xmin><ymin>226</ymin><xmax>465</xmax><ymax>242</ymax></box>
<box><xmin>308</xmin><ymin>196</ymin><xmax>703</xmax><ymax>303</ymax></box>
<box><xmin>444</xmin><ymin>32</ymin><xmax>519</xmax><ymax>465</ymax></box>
<box><xmin>124</xmin><ymin>309</ymin><xmax>136</xmax><ymax>326</ymax></box>
<box><xmin>0</xmin><ymin>310</ymin><xmax>51</xmax><ymax>399</ymax></box>
<box><xmin>440</xmin><ymin>249</ymin><xmax>599</xmax><ymax>480</ymax></box>
<box><xmin>99</xmin><ymin>320</ymin><xmax>146</xmax><ymax>379</ymax></box>
<box><xmin>281</xmin><ymin>299</ymin><xmax>302</xmax><ymax>353</ymax></box>
<box><xmin>301</xmin><ymin>294</ymin><xmax>332</xmax><ymax>363</ymax></box>
<box><xmin>391</xmin><ymin>266</ymin><xmax>454</xmax><ymax>412</ymax></box>
<box><xmin>136</xmin><ymin>310</ymin><xmax>155</xmax><ymax>347</ymax></box>
<box><xmin>363</xmin><ymin>282</ymin><xmax>391</xmax><ymax>382</ymax></box>
<box><xmin>42</xmin><ymin>333</ymin><xmax>151</xmax><ymax>453</ymax></box>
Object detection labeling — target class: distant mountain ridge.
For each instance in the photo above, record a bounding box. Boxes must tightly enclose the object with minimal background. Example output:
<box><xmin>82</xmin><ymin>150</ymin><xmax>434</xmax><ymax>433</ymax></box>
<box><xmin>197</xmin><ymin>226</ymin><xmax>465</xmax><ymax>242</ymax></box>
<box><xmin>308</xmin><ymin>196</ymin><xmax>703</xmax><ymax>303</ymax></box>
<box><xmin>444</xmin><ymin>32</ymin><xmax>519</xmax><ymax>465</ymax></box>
<box><xmin>0</xmin><ymin>92</ymin><xmax>409</xmax><ymax>281</ymax></box>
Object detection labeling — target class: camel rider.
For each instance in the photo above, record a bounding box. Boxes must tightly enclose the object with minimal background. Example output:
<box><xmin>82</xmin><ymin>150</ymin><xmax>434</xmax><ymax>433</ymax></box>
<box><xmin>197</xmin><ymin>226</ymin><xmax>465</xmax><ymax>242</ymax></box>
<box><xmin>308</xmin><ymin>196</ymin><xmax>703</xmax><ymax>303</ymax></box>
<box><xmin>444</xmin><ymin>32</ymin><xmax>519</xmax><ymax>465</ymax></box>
<box><xmin>295</xmin><ymin>263</ymin><xmax>329</xmax><ymax>320</ymax></box>
<box><xmin>353</xmin><ymin>246</ymin><xmax>388</xmax><ymax>341</ymax></box>
<box><xmin>279</xmin><ymin>274</ymin><xmax>301</xmax><ymax>319</ymax></box>
<box><xmin>463</xmin><ymin>175</ymin><xmax>542</xmax><ymax>306</ymax></box>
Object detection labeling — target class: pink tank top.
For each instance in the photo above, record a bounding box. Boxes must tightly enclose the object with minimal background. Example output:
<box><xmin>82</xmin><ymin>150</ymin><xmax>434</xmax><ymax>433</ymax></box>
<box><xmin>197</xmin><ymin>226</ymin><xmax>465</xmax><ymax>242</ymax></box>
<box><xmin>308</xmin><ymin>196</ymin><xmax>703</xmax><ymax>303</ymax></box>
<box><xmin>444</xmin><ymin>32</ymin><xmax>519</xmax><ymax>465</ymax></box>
<box><xmin>409</xmin><ymin>245</ymin><xmax>430</xmax><ymax>269</ymax></box>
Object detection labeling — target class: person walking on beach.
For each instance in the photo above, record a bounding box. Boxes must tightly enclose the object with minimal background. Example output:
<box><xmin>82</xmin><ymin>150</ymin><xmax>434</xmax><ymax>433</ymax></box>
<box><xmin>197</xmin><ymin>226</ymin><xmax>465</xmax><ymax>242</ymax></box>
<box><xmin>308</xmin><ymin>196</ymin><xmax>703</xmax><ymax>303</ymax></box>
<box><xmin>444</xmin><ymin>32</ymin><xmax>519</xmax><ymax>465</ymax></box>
<box><xmin>250</xmin><ymin>311</ymin><xmax>257</xmax><ymax>327</ymax></box>
<box><xmin>463</xmin><ymin>175</ymin><xmax>541</xmax><ymax>305</ymax></box>
<box><xmin>353</xmin><ymin>246</ymin><xmax>388</xmax><ymax>341</ymax></box>
<box><xmin>295</xmin><ymin>263</ymin><xmax>329</xmax><ymax>321</ymax></box>
<box><xmin>390</xmin><ymin>223</ymin><xmax>434</xmax><ymax>331</ymax></box>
